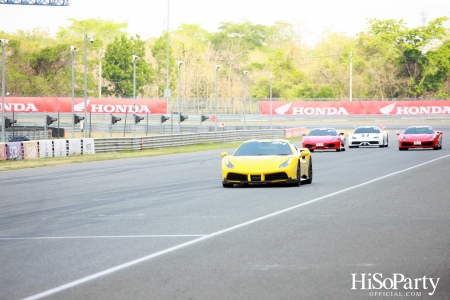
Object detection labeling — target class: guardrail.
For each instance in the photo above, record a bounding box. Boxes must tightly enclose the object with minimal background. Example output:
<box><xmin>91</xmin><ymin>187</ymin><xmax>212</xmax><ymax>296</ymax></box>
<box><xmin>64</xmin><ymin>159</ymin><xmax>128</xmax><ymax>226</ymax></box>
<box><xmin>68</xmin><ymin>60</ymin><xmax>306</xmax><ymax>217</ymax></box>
<box><xmin>93</xmin><ymin>129</ymin><xmax>286</xmax><ymax>153</ymax></box>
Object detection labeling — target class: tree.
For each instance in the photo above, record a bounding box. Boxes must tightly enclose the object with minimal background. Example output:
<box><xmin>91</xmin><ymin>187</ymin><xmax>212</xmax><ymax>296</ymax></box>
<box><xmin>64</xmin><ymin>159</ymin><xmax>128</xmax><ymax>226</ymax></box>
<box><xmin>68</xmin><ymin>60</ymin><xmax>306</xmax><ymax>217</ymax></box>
<box><xmin>367</xmin><ymin>17</ymin><xmax>449</xmax><ymax>97</ymax></box>
<box><xmin>150</xmin><ymin>32</ymin><xmax>176</xmax><ymax>98</ymax></box>
<box><xmin>102</xmin><ymin>35</ymin><xmax>153</xmax><ymax>97</ymax></box>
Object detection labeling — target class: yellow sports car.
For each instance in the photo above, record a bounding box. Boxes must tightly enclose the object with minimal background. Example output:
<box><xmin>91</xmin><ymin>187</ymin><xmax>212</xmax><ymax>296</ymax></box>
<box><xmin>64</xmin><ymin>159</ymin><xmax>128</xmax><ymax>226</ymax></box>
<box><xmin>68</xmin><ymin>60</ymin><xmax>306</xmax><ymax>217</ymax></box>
<box><xmin>221</xmin><ymin>139</ymin><xmax>313</xmax><ymax>188</ymax></box>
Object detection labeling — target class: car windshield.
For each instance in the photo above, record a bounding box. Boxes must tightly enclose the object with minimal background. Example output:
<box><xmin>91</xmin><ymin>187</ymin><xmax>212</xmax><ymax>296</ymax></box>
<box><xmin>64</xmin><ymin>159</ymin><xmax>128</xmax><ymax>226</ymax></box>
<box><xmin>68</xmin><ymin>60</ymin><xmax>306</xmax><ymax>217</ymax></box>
<box><xmin>308</xmin><ymin>129</ymin><xmax>338</xmax><ymax>136</ymax></box>
<box><xmin>404</xmin><ymin>127</ymin><xmax>434</xmax><ymax>134</ymax></box>
<box><xmin>234</xmin><ymin>141</ymin><xmax>293</xmax><ymax>156</ymax></box>
<box><xmin>354</xmin><ymin>127</ymin><xmax>380</xmax><ymax>134</ymax></box>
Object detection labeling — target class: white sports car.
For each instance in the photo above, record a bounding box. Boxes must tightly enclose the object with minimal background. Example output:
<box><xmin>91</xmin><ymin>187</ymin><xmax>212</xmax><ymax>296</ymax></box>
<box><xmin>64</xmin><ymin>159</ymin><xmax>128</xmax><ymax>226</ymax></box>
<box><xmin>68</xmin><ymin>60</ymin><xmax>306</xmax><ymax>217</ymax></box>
<box><xmin>348</xmin><ymin>126</ymin><xmax>388</xmax><ymax>148</ymax></box>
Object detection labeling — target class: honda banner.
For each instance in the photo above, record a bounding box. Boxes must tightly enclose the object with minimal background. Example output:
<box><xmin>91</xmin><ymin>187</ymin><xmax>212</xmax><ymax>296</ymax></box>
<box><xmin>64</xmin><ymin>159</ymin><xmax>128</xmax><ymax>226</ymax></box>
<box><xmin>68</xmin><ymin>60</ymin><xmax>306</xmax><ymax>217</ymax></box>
<box><xmin>0</xmin><ymin>97</ymin><xmax>168</xmax><ymax>114</ymax></box>
<box><xmin>260</xmin><ymin>100</ymin><xmax>450</xmax><ymax>115</ymax></box>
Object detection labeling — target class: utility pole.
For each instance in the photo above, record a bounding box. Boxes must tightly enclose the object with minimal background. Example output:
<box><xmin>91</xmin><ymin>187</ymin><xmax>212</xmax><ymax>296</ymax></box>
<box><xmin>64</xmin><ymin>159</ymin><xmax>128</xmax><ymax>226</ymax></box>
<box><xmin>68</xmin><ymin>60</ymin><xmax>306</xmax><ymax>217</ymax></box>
<box><xmin>349</xmin><ymin>51</ymin><xmax>353</xmax><ymax>102</ymax></box>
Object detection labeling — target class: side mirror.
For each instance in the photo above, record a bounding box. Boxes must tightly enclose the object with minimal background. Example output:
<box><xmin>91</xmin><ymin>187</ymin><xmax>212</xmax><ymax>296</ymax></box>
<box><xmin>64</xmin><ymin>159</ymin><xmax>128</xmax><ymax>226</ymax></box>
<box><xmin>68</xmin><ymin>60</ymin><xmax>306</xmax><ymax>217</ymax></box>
<box><xmin>302</xmin><ymin>133</ymin><xmax>306</xmax><ymax>136</ymax></box>
<box><xmin>396</xmin><ymin>131</ymin><xmax>400</xmax><ymax>136</ymax></box>
<box><xmin>300</xmin><ymin>149</ymin><xmax>310</xmax><ymax>159</ymax></box>
<box><xmin>436</xmin><ymin>131</ymin><xmax>442</xmax><ymax>135</ymax></box>
<box><xmin>220</xmin><ymin>152</ymin><xmax>228</xmax><ymax>157</ymax></box>
<box><xmin>339</xmin><ymin>132</ymin><xmax>344</xmax><ymax>136</ymax></box>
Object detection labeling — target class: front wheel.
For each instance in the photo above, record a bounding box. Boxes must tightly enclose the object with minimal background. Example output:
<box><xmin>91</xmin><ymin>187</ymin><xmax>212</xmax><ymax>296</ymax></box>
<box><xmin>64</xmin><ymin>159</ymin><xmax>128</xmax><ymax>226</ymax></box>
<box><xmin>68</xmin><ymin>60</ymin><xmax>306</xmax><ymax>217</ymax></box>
<box><xmin>294</xmin><ymin>164</ymin><xmax>301</xmax><ymax>187</ymax></box>
<box><xmin>303</xmin><ymin>159</ymin><xmax>313</xmax><ymax>184</ymax></box>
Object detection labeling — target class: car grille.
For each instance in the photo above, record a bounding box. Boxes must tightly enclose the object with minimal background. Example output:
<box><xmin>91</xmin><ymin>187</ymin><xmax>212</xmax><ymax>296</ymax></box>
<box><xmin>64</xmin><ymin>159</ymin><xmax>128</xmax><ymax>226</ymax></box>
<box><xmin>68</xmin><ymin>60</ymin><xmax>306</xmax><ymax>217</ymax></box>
<box><xmin>250</xmin><ymin>175</ymin><xmax>261</xmax><ymax>182</ymax></box>
<box><xmin>304</xmin><ymin>144</ymin><xmax>314</xmax><ymax>148</ymax></box>
<box><xmin>265</xmin><ymin>172</ymin><xmax>288</xmax><ymax>180</ymax></box>
<box><xmin>402</xmin><ymin>142</ymin><xmax>413</xmax><ymax>146</ymax></box>
<box><xmin>368</xmin><ymin>141</ymin><xmax>379</xmax><ymax>145</ymax></box>
<box><xmin>226</xmin><ymin>173</ymin><xmax>247</xmax><ymax>181</ymax></box>
<box><xmin>325</xmin><ymin>143</ymin><xmax>337</xmax><ymax>148</ymax></box>
<box><xmin>422</xmin><ymin>142</ymin><xmax>434</xmax><ymax>147</ymax></box>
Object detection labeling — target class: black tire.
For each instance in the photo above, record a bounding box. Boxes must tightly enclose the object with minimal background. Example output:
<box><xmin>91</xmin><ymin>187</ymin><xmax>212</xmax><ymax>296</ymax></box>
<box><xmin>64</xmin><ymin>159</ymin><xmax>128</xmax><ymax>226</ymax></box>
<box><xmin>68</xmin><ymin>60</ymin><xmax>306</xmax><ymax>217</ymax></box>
<box><xmin>336</xmin><ymin>148</ymin><xmax>341</xmax><ymax>152</ymax></box>
<box><xmin>309</xmin><ymin>149</ymin><xmax>314</xmax><ymax>152</ymax></box>
<box><xmin>222</xmin><ymin>183</ymin><xmax>234</xmax><ymax>188</ymax></box>
<box><xmin>303</xmin><ymin>159</ymin><xmax>313</xmax><ymax>184</ymax></box>
<box><xmin>385</xmin><ymin>137</ymin><xmax>389</xmax><ymax>147</ymax></box>
<box><xmin>294</xmin><ymin>164</ymin><xmax>301</xmax><ymax>187</ymax></box>
<box><xmin>399</xmin><ymin>147</ymin><xmax>408</xmax><ymax>151</ymax></box>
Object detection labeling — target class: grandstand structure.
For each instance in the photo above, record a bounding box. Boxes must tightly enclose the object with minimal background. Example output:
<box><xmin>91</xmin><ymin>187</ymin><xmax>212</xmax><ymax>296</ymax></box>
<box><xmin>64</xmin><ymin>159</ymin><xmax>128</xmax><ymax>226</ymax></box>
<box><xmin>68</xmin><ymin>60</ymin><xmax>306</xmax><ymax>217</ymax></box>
<box><xmin>0</xmin><ymin>0</ymin><xmax>69</xmax><ymax>5</ymax></box>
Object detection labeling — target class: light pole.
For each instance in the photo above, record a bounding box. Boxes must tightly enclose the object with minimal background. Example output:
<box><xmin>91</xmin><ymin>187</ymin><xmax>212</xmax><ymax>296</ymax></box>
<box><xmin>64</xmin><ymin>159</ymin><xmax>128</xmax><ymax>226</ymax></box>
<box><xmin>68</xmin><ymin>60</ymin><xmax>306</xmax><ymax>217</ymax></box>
<box><xmin>99</xmin><ymin>50</ymin><xmax>102</xmax><ymax>98</ymax></box>
<box><xmin>165</xmin><ymin>0</ymin><xmax>170</xmax><ymax>115</ymax></box>
<box><xmin>243</xmin><ymin>70</ymin><xmax>248</xmax><ymax>130</ymax></box>
<box><xmin>132</xmin><ymin>55</ymin><xmax>140</xmax><ymax>137</ymax></box>
<box><xmin>83</xmin><ymin>34</ymin><xmax>94</xmax><ymax>138</ymax></box>
<box><xmin>70</xmin><ymin>46</ymin><xmax>78</xmax><ymax>139</ymax></box>
<box><xmin>349</xmin><ymin>51</ymin><xmax>353</xmax><ymax>102</ymax></box>
<box><xmin>177</xmin><ymin>61</ymin><xmax>183</xmax><ymax>134</ymax></box>
<box><xmin>215</xmin><ymin>65</ymin><xmax>220</xmax><ymax>132</ymax></box>
<box><xmin>1</xmin><ymin>38</ymin><xmax>9</xmax><ymax>143</ymax></box>
<box><xmin>270</xmin><ymin>75</ymin><xmax>274</xmax><ymax>129</ymax></box>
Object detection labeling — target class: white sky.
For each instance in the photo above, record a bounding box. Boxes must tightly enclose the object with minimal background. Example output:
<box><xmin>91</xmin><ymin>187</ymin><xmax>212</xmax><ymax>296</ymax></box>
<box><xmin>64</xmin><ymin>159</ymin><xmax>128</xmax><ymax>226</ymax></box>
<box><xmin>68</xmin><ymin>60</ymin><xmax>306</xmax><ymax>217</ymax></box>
<box><xmin>1</xmin><ymin>0</ymin><xmax>450</xmax><ymax>46</ymax></box>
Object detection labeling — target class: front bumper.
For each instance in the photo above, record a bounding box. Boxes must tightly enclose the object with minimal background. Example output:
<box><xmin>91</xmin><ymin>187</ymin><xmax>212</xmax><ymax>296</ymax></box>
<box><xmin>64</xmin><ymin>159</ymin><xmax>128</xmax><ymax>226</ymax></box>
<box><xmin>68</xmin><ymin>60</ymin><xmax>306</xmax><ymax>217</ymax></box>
<box><xmin>350</xmin><ymin>140</ymin><xmax>381</xmax><ymax>146</ymax></box>
<box><xmin>398</xmin><ymin>141</ymin><xmax>436</xmax><ymax>148</ymax></box>
<box><xmin>303</xmin><ymin>141</ymin><xmax>340</xmax><ymax>150</ymax></box>
<box><xmin>222</xmin><ymin>170</ymin><xmax>297</xmax><ymax>185</ymax></box>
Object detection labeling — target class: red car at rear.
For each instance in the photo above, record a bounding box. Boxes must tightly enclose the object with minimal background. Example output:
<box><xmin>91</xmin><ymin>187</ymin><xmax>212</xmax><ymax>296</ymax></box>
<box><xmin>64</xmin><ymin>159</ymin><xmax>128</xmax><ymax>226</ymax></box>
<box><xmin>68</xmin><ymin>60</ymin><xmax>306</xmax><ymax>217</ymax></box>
<box><xmin>302</xmin><ymin>128</ymin><xmax>346</xmax><ymax>152</ymax></box>
<box><xmin>397</xmin><ymin>126</ymin><xmax>443</xmax><ymax>150</ymax></box>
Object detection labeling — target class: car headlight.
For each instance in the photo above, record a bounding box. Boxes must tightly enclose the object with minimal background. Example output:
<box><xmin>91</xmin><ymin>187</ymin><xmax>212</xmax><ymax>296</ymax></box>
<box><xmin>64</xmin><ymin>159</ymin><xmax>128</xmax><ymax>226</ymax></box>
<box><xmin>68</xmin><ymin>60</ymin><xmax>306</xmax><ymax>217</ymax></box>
<box><xmin>430</xmin><ymin>135</ymin><xmax>436</xmax><ymax>140</ymax></box>
<box><xmin>373</xmin><ymin>136</ymin><xmax>379</xmax><ymax>139</ymax></box>
<box><xmin>279</xmin><ymin>158</ymin><xmax>292</xmax><ymax>169</ymax></box>
<box><xmin>225</xmin><ymin>158</ymin><xmax>234</xmax><ymax>169</ymax></box>
<box><xmin>303</xmin><ymin>137</ymin><xmax>309</xmax><ymax>141</ymax></box>
<box><xmin>332</xmin><ymin>136</ymin><xmax>337</xmax><ymax>141</ymax></box>
<box><xmin>352</xmin><ymin>136</ymin><xmax>357</xmax><ymax>139</ymax></box>
<box><xmin>401</xmin><ymin>135</ymin><xmax>406</xmax><ymax>140</ymax></box>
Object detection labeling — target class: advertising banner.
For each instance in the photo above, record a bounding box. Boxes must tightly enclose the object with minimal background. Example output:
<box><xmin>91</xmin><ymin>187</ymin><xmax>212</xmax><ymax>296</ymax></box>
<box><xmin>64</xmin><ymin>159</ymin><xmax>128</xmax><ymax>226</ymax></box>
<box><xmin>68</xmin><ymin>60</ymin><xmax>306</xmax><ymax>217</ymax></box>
<box><xmin>53</xmin><ymin>140</ymin><xmax>67</xmax><ymax>157</ymax></box>
<box><xmin>82</xmin><ymin>138</ymin><xmax>95</xmax><ymax>154</ymax></box>
<box><xmin>23</xmin><ymin>141</ymin><xmax>39</xmax><ymax>159</ymax></box>
<box><xmin>260</xmin><ymin>100</ymin><xmax>450</xmax><ymax>115</ymax></box>
<box><xmin>68</xmin><ymin>139</ymin><xmax>82</xmax><ymax>156</ymax></box>
<box><xmin>0</xmin><ymin>143</ymin><xmax>6</xmax><ymax>160</ymax></box>
<box><xmin>39</xmin><ymin>140</ymin><xmax>53</xmax><ymax>158</ymax></box>
<box><xmin>0</xmin><ymin>97</ymin><xmax>168</xmax><ymax>114</ymax></box>
<box><xmin>6</xmin><ymin>142</ymin><xmax>22</xmax><ymax>160</ymax></box>
<box><xmin>285</xmin><ymin>128</ymin><xmax>306</xmax><ymax>138</ymax></box>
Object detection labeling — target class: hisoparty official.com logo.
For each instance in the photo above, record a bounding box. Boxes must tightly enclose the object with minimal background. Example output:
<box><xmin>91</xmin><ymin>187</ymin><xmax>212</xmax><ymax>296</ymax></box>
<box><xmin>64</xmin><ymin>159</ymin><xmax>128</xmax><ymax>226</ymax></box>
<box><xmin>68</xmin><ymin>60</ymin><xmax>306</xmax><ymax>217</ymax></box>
<box><xmin>352</xmin><ymin>273</ymin><xmax>439</xmax><ymax>296</ymax></box>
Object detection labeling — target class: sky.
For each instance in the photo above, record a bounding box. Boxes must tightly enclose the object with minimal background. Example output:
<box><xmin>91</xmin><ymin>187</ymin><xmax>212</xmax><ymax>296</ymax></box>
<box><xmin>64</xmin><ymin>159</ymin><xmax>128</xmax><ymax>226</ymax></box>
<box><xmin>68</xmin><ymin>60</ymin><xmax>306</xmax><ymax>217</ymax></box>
<box><xmin>1</xmin><ymin>0</ymin><xmax>450</xmax><ymax>46</ymax></box>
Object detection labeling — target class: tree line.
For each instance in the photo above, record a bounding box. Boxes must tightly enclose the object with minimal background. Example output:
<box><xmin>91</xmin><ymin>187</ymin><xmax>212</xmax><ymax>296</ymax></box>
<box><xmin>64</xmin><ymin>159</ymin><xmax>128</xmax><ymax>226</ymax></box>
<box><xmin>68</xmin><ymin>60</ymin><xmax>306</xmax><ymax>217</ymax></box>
<box><xmin>1</xmin><ymin>17</ymin><xmax>449</xmax><ymax>104</ymax></box>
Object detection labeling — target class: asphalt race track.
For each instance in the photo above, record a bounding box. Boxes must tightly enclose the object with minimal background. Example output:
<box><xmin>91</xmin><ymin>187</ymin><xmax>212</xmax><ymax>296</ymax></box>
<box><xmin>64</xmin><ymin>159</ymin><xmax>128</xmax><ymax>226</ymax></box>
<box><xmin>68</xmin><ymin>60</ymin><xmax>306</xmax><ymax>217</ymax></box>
<box><xmin>1</xmin><ymin>126</ymin><xmax>450</xmax><ymax>300</ymax></box>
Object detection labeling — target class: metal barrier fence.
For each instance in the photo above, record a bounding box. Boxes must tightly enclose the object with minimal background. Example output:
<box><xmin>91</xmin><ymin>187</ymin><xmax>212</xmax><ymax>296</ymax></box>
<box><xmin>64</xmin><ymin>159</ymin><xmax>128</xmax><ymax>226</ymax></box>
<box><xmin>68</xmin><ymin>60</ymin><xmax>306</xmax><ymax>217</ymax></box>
<box><xmin>93</xmin><ymin>129</ymin><xmax>285</xmax><ymax>153</ymax></box>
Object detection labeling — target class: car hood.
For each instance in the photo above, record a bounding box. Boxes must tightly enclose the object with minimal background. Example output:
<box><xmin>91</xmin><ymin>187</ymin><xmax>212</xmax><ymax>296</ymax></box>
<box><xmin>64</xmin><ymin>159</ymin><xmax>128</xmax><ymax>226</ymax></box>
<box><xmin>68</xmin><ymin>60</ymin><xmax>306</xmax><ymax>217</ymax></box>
<box><xmin>303</xmin><ymin>136</ymin><xmax>338</xmax><ymax>142</ymax></box>
<box><xmin>227</xmin><ymin>155</ymin><xmax>294</xmax><ymax>172</ymax></box>
<box><xmin>351</xmin><ymin>133</ymin><xmax>381</xmax><ymax>139</ymax></box>
<box><xmin>401</xmin><ymin>134</ymin><xmax>435</xmax><ymax>141</ymax></box>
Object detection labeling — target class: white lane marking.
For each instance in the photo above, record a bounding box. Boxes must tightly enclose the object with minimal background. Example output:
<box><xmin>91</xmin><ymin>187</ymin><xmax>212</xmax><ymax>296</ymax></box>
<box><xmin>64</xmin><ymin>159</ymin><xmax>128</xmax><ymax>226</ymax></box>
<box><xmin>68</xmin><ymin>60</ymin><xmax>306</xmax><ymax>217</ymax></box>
<box><xmin>0</xmin><ymin>235</ymin><xmax>206</xmax><ymax>240</ymax></box>
<box><xmin>23</xmin><ymin>154</ymin><xmax>450</xmax><ymax>300</ymax></box>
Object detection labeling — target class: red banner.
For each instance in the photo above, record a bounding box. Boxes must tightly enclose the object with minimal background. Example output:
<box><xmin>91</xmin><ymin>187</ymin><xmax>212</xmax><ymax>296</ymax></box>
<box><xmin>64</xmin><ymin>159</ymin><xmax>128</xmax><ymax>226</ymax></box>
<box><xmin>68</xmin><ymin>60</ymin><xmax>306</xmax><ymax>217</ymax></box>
<box><xmin>284</xmin><ymin>127</ymin><xmax>306</xmax><ymax>138</ymax></box>
<box><xmin>0</xmin><ymin>97</ymin><xmax>167</xmax><ymax>114</ymax></box>
<box><xmin>260</xmin><ymin>100</ymin><xmax>450</xmax><ymax>115</ymax></box>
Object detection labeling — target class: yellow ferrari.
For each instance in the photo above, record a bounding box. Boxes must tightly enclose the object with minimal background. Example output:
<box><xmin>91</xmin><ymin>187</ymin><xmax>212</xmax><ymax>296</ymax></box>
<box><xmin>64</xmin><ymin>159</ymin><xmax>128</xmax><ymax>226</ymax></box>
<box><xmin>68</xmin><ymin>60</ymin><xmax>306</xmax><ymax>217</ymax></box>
<box><xmin>221</xmin><ymin>139</ymin><xmax>312</xmax><ymax>188</ymax></box>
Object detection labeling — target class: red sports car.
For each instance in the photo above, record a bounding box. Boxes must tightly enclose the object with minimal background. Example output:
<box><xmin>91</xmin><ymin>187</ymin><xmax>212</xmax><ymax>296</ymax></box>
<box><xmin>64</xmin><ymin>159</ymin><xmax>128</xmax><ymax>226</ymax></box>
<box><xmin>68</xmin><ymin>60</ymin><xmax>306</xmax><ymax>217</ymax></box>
<box><xmin>302</xmin><ymin>128</ymin><xmax>346</xmax><ymax>152</ymax></box>
<box><xmin>397</xmin><ymin>126</ymin><xmax>443</xmax><ymax>150</ymax></box>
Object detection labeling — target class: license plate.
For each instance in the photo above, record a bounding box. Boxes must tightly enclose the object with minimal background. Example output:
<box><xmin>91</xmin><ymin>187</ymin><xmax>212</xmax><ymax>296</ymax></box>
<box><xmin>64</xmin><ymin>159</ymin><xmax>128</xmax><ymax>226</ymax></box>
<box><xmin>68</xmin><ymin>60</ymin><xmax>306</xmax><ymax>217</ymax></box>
<box><xmin>316</xmin><ymin>143</ymin><xmax>323</xmax><ymax>147</ymax></box>
<box><xmin>414</xmin><ymin>141</ymin><xmax>421</xmax><ymax>146</ymax></box>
